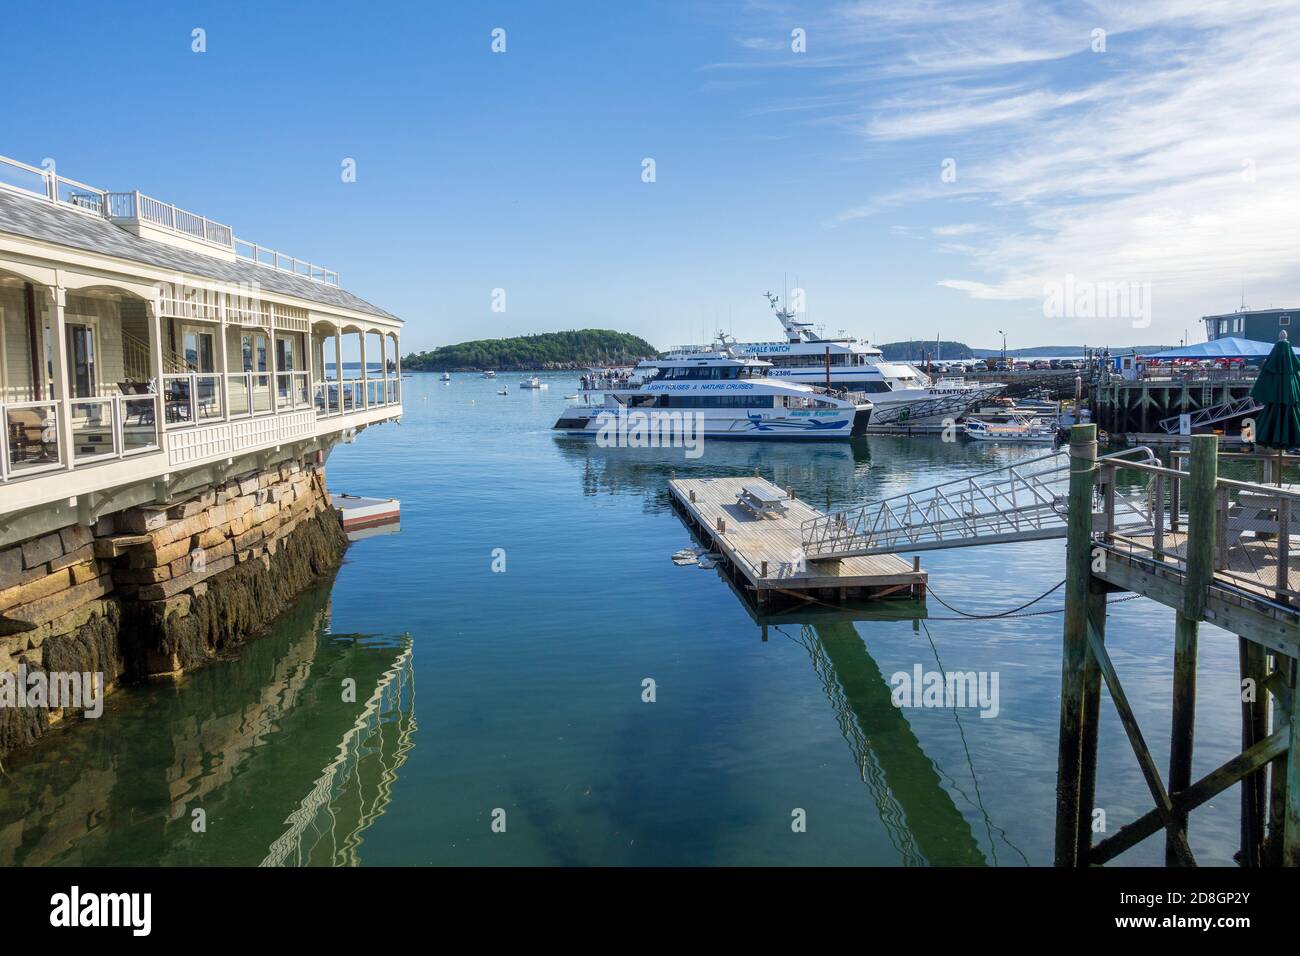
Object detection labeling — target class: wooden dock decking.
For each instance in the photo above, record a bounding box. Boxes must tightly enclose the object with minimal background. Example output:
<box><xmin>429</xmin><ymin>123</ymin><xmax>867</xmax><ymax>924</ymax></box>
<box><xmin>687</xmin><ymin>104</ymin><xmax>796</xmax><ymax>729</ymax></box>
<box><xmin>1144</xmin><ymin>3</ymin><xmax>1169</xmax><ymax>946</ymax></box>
<box><xmin>668</xmin><ymin>476</ymin><xmax>926</xmax><ymax>607</ymax></box>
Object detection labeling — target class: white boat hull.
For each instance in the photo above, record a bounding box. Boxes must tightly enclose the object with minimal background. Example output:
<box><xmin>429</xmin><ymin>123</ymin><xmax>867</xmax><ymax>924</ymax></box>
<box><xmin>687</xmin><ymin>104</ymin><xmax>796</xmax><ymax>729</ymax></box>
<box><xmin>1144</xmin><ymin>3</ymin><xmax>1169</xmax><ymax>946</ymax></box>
<box><xmin>554</xmin><ymin>405</ymin><xmax>866</xmax><ymax>440</ymax></box>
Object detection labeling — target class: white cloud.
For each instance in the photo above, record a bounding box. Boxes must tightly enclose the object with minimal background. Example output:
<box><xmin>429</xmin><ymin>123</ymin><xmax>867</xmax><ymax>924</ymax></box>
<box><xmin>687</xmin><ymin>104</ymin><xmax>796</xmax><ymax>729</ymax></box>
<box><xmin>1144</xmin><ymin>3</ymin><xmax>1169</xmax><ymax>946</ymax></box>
<box><xmin>732</xmin><ymin>0</ymin><xmax>1300</xmax><ymax>338</ymax></box>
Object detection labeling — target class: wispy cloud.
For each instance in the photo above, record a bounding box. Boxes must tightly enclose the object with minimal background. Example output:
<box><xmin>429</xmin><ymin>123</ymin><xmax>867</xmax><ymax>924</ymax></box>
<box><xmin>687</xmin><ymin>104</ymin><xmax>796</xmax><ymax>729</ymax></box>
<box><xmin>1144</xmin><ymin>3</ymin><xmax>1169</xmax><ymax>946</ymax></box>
<box><xmin>724</xmin><ymin>0</ymin><xmax>1300</xmax><ymax>336</ymax></box>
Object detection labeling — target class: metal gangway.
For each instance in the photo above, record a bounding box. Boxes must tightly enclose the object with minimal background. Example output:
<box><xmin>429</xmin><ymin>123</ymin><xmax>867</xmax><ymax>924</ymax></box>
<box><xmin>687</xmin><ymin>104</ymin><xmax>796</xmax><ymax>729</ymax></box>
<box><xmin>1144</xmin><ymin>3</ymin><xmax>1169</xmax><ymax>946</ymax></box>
<box><xmin>801</xmin><ymin>446</ymin><xmax>1160</xmax><ymax>559</ymax></box>
<box><xmin>1158</xmin><ymin>395</ymin><xmax>1260</xmax><ymax>434</ymax></box>
<box><xmin>866</xmin><ymin>384</ymin><xmax>1006</xmax><ymax>427</ymax></box>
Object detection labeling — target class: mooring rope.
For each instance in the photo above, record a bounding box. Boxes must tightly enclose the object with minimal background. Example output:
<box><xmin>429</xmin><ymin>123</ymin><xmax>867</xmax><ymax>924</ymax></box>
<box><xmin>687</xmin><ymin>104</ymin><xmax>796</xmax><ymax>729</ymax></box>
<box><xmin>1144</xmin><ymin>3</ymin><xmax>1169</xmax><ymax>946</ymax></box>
<box><xmin>923</xmin><ymin>580</ymin><xmax>1142</xmax><ymax>622</ymax></box>
<box><xmin>925</xmin><ymin>579</ymin><xmax>1066</xmax><ymax>619</ymax></box>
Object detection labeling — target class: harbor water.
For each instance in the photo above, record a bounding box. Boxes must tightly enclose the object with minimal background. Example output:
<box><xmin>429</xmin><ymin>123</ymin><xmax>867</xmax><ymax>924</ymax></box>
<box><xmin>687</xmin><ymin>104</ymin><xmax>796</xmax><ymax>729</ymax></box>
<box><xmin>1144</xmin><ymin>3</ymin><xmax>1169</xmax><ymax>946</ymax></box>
<box><xmin>0</xmin><ymin>373</ymin><xmax>1249</xmax><ymax>865</ymax></box>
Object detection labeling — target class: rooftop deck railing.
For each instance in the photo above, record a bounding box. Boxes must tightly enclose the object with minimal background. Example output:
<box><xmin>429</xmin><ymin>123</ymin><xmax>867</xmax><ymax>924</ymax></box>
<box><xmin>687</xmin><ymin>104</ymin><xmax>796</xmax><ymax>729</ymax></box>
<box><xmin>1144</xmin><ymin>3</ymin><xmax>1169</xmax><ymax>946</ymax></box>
<box><xmin>0</xmin><ymin>154</ymin><xmax>338</xmax><ymax>286</ymax></box>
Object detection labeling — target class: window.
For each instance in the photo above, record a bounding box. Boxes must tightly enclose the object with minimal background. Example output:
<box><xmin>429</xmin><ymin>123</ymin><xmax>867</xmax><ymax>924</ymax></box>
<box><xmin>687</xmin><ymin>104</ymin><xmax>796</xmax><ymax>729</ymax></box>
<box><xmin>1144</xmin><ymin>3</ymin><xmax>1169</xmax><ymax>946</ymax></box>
<box><xmin>183</xmin><ymin>329</ymin><xmax>215</xmax><ymax>372</ymax></box>
<box><xmin>1281</xmin><ymin>315</ymin><xmax>1291</xmax><ymax>327</ymax></box>
<box><xmin>276</xmin><ymin>336</ymin><xmax>295</xmax><ymax>371</ymax></box>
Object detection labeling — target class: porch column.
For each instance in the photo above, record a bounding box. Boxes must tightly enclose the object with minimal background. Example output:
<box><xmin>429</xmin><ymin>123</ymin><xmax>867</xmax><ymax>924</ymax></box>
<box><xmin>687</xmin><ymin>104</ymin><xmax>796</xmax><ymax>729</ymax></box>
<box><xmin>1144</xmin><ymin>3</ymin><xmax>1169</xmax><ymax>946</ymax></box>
<box><xmin>217</xmin><ymin>296</ymin><xmax>230</xmax><ymax>422</ymax></box>
<box><xmin>381</xmin><ymin>334</ymin><xmax>389</xmax><ymax>404</ymax></box>
<box><xmin>269</xmin><ymin>328</ymin><xmax>278</xmax><ymax>410</ymax></box>
<box><xmin>334</xmin><ymin>328</ymin><xmax>342</xmax><ymax>413</ymax></box>
<box><xmin>305</xmin><ymin>327</ymin><xmax>316</xmax><ymax>412</ymax></box>
<box><xmin>395</xmin><ymin>336</ymin><xmax>401</xmax><ymax>402</ymax></box>
<box><xmin>47</xmin><ymin>286</ymin><xmax>74</xmax><ymax>471</ymax></box>
<box><xmin>359</xmin><ymin>330</ymin><xmax>368</xmax><ymax>408</ymax></box>
<box><xmin>145</xmin><ymin>297</ymin><xmax>167</xmax><ymax>458</ymax></box>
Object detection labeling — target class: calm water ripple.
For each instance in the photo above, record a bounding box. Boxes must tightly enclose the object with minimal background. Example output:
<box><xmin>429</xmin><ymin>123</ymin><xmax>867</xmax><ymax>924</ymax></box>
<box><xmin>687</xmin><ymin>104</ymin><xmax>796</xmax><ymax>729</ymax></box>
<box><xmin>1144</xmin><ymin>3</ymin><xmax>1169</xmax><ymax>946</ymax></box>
<box><xmin>0</xmin><ymin>373</ymin><xmax>1247</xmax><ymax>865</ymax></box>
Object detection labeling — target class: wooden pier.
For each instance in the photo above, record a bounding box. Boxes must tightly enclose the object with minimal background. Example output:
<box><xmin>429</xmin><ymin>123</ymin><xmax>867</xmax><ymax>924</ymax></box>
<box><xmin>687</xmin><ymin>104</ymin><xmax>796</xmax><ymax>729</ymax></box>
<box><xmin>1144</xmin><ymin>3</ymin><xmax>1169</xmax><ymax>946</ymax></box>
<box><xmin>1056</xmin><ymin>426</ymin><xmax>1300</xmax><ymax>867</ymax></box>
<box><xmin>668</xmin><ymin>476</ymin><xmax>926</xmax><ymax>609</ymax></box>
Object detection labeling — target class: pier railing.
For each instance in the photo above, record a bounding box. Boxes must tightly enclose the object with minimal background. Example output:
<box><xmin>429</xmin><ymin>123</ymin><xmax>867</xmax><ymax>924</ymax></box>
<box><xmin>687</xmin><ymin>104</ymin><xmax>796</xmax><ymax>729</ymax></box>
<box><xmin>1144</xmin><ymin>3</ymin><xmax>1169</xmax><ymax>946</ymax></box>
<box><xmin>800</xmin><ymin>446</ymin><xmax>1157</xmax><ymax>558</ymax></box>
<box><xmin>1099</xmin><ymin>451</ymin><xmax>1300</xmax><ymax>605</ymax></box>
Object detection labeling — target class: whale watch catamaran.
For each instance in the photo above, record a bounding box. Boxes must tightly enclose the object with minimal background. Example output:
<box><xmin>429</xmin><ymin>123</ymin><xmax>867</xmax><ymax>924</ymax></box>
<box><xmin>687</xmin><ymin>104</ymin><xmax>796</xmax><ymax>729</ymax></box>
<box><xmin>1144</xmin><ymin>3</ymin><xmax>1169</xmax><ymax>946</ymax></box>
<box><xmin>663</xmin><ymin>293</ymin><xmax>1002</xmax><ymax>427</ymax></box>
<box><xmin>552</xmin><ymin>346</ymin><xmax>872</xmax><ymax>440</ymax></box>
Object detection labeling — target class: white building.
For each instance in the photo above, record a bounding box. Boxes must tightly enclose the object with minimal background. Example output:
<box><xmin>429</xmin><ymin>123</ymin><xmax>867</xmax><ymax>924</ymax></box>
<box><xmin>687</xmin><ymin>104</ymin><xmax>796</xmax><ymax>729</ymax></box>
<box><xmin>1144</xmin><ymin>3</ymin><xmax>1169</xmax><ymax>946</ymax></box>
<box><xmin>0</xmin><ymin>154</ymin><xmax>403</xmax><ymax>540</ymax></box>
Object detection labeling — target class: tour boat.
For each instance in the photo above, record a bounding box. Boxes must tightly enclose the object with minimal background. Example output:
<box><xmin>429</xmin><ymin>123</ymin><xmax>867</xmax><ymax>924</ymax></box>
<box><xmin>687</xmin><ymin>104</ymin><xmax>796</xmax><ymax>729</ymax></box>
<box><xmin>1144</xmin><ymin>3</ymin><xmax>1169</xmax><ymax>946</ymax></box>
<box><xmin>662</xmin><ymin>292</ymin><xmax>1002</xmax><ymax>425</ymax></box>
<box><xmin>520</xmin><ymin>376</ymin><xmax>547</xmax><ymax>389</ymax></box>
<box><xmin>553</xmin><ymin>350</ymin><xmax>872</xmax><ymax>441</ymax></box>
<box><xmin>963</xmin><ymin>416</ymin><xmax>1057</xmax><ymax>443</ymax></box>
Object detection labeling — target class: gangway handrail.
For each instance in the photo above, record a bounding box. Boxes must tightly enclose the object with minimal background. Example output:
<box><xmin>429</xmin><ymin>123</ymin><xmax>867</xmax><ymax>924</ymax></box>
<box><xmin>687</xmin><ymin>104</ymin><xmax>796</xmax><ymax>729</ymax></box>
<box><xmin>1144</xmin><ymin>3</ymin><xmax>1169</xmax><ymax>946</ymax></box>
<box><xmin>801</xmin><ymin>445</ymin><xmax>1159</xmax><ymax>558</ymax></box>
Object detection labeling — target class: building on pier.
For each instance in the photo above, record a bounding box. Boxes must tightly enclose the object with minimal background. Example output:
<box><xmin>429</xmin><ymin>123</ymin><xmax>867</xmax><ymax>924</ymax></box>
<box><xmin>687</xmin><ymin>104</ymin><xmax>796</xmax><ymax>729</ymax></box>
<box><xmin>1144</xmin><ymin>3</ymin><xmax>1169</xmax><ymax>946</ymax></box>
<box><xmin>0</xmin><ymin>153</ymin><xmax>403</xmax><ymax>531</ymax></box>
<box><xmin>1205</xmin><ymin>308</ymin><xmax>1298</xmax><ymax>344</ymax></box>
<box><xmin>0</xmin><ymin>153</ymin><xmax>405</xmax><ymax>752</ymax></box>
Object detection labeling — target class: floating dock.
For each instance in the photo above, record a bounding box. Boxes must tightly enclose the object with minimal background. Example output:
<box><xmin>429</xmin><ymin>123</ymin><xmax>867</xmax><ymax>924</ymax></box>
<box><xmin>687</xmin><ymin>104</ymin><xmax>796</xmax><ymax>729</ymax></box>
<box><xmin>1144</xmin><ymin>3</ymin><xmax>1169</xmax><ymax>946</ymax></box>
<box><xmin>668</xmin><ymin>476</ymin><xmax>926</xmax><ymax>608</ymax></box>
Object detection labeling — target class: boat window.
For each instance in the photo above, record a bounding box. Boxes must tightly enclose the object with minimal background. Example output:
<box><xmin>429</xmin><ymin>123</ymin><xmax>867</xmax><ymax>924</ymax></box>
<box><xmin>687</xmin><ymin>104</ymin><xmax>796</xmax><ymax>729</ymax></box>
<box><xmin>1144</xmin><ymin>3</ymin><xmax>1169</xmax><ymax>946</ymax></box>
<box><xmin>657</xmin><ymin>395</ymin><xmax>775</xmax><ymax>408</ymax></box>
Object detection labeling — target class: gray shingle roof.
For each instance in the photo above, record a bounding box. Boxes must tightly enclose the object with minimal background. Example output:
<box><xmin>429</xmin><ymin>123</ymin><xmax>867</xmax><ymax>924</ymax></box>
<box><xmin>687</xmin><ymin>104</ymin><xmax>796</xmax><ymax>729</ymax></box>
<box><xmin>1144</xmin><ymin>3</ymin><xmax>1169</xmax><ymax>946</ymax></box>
<box><xmin>0</xmin><ymin>189</ymin><xmax>399</xmax><ymax>321</ymax></box>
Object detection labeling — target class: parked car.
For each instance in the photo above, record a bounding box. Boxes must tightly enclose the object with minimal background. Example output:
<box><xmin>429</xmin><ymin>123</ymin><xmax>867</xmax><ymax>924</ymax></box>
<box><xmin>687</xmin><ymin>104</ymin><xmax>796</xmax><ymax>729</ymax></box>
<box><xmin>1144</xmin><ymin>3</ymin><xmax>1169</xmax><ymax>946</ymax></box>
<box><xmin>1032</xmin><ymin>359</ymin><xmax>1053</xmax><ymax>370</ymax></box>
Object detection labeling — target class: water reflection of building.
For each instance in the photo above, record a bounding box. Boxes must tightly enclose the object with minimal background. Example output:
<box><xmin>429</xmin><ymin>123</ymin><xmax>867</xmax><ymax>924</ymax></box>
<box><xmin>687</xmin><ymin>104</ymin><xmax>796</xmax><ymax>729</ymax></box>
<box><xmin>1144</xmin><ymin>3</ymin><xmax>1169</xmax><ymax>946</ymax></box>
<box><xmin>0</xmin><ymin>584</ymin><xmax>415</xmax><ymax>866</ymax></box>
<box><xmin>261</xmin><ymin>640</ymin><xmax>415</xmax><ymax>866</ymax></box>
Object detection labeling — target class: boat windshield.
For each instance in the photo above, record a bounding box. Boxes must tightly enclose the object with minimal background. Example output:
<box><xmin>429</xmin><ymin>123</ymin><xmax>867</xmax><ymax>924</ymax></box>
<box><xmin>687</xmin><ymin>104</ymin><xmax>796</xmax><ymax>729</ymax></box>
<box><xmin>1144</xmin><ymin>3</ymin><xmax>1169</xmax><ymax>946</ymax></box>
<box><xmin>653</xmin><ymin>364</ymin><xmax>766</xmax><ymax>381</ymax></box>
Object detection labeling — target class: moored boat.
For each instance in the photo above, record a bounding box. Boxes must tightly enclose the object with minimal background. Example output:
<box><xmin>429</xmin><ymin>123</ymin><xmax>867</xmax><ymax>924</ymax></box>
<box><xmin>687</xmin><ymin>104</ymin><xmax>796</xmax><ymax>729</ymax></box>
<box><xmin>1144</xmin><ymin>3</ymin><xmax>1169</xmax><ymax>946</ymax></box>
<box><xmin>662</xmin><ymin>292</ymin><xmax>1003</xmax><ymax>425</ymax></box>
<box><xmin>554</xmin><ymin>349</ymin><xmax>872</xmax><ymax>441</ymax></box>
<box><xmin>333</xmin><ymin>493</ymin><xmax>401</xmax><ymax>531</ymax></box>
<box><xmin>964</xmin><ymin>416</ymin><xmax>1057</xmax><ymax>443</ymax></box>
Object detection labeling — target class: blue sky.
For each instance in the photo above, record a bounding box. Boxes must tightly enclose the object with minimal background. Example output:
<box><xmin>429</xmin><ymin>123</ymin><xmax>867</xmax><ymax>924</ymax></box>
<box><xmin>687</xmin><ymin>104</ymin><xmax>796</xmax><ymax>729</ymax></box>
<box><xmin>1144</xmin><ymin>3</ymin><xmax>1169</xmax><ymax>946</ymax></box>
<box><xmin>5</xmin><ymin>0</ymin><xmax>1298</xmax><ymax>352</ymax></box>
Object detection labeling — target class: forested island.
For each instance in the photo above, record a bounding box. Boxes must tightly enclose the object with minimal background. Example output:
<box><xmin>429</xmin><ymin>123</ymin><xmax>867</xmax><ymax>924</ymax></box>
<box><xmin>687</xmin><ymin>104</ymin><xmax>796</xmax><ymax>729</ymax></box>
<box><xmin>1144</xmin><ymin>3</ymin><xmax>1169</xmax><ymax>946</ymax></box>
<box><xmin>878</xmin><ymin>340</ymin><xmax>975</xmax><ymax>360</ymax></box>
<box><xmin>403</xmin><ymin>329</ymin><xmax>659</xmax><ymax>371</ymax></box>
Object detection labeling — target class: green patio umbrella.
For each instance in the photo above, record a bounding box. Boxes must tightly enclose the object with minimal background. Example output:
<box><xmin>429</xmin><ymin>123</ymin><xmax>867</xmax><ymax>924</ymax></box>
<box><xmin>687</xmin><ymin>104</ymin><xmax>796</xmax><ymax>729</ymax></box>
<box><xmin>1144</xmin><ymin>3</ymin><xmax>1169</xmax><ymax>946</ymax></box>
<box><xmin>1249</xmin><ymin>330</ymin><xmax>1300</xmax><ymax>483</ymax></box>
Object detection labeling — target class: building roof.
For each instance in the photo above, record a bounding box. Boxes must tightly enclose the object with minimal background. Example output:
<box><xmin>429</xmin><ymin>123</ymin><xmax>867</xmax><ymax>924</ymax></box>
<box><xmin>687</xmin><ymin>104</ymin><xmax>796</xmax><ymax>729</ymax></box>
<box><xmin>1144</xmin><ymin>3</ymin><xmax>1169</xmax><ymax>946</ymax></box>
<box><xmin>1141</xmin><ymin>337</ymin><xmax>1297</xmax><ymax>359</ymax></box>
<box><xmin>0</xmin><ymin>189</ymin><xmax>398</xmax><ymax>321</ymax></box>
<box><xmin>1203</xmin><ymin>308</ymin><xmax>1296</xmax><ymax>320</ymax></box>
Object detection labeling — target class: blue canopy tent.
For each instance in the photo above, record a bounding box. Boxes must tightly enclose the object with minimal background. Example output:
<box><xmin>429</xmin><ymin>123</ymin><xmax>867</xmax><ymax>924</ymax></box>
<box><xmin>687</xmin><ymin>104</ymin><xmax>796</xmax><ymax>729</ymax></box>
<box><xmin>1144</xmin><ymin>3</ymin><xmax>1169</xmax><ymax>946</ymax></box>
<box><xmin>1139</xmin><ymin>337</ymin><xmax>1300</xmax><ymax>360</ymax></box>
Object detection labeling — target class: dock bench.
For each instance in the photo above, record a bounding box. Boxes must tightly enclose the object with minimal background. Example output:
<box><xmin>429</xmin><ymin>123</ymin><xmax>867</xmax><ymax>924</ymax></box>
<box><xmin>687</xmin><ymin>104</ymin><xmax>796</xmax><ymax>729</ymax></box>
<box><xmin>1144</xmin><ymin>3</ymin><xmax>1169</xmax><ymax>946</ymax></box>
<box><xmin>737</xmin><ymin>482</ymin><xmax>788</xmax><ymax>519</ymax></box>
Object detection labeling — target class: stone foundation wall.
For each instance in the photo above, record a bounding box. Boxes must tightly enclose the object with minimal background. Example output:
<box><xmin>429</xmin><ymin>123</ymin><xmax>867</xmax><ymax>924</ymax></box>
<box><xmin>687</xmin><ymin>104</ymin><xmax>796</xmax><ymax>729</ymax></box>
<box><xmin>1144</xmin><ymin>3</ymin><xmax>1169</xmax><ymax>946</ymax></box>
<box><xmin>0</xmin><ymin>459</ymin><xmax>347</xmax><ymax>756</ymax></box>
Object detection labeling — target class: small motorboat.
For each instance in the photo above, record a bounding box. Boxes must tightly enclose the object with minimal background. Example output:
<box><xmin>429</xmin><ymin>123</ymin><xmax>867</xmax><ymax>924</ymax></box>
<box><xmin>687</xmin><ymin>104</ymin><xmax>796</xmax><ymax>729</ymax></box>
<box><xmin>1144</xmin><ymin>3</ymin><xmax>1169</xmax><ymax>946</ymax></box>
<box><xmin>964</xmin><ymin>416</ymin><xmax>1057</xmax><ymax>443</ymax></box>
<box><xmin>440</xmin><ymin>372</ymin><xmax>451</xmax><ymax>382</ymax></box>
<box><xmin>332</xmin><ymin>492</ymin><xmax>401</xmax><ymax>538</ymax></box>
<box><xmin>497</xmin><ymin>387</ymin><xmax>509</xmax><ymax>396</ymax></box>
<box><xmin>483</xmin><ymin>370</ymin><xmax>497</xmax><ymax>378</ymax></box>
<box><xmin>519</xmin><ymin>376</ymin><xmax>547</xmax><ymax>389</ymax></box>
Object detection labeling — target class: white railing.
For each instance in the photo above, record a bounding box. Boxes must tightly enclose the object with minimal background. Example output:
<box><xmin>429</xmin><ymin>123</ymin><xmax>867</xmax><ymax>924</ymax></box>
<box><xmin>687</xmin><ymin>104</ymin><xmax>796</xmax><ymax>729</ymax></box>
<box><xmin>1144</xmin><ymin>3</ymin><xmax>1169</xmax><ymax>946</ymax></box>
<box><xmin>162</xmin><ymin>371</ymin><xmax>322</xmax><ymax>428</ymax></box>
<box><xmin>234</xmin><ymin>238</ymin><xmax>340</xmax><ymax>287</ymax></box>
<box><xmin>1</xmin><ymin>400</ymin><xmax>62</xmax><ymax>482</ymax></box>
<box><xmin>70</xmin><ymin>395</ymin><xmax>161</xmax><ymax>463</ymax></box>
<box><xmin>0</xmin><ymin>154</ymin><xmax>338</xmax><ymax>286</ymax></box>
<box><xmin>106</xmin><ymin>191</ymin><xmax>234</xmax><ymax>248</ymax></box>
<box><xmin>162</xmin><ymin>373</ymin><xmax>225</xmax><ymax>426</ymax></box>
<box><xmin>2</xmin><ymin>395</ymin><xmax>160</xmax><ymax>481</ymax></box>
<box><xmin>314</xmin><ymin>377</ymin><xmax>401</xmax><ymax>417</ymax></box>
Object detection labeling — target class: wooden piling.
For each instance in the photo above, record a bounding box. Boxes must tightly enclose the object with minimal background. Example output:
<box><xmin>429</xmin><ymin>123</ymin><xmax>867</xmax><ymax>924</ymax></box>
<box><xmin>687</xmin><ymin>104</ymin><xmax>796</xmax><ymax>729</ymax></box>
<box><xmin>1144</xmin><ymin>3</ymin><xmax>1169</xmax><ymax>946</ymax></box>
<box><xmin>1239</xmin><ymin>637</ymin><xmax>1268</xmax><ymax>866</ymax></box>
<box><xmin>1077</xmin><ymin>582</ymin><xmax>1108</xmax><ymax>859</ymax></box>
<box><xmin>1167</xmin><ymin>433</ymin><xmax>1217</xmax><ymax>863</ymax></box>
<box><xmin>1283</xmin><ymin>655</ymin><xmax>1300</xmax><ymax>866</ymax></box>
<box><xmin>1056</xmin><ymin>423</ymin><xmax>1097</xmax><ymax>866</ymax></box>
